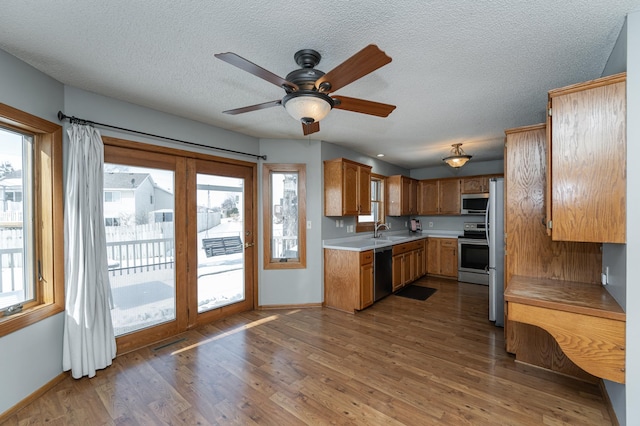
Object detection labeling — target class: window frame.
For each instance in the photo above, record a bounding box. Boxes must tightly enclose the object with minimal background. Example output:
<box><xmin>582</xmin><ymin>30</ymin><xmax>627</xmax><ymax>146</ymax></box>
<box><xmin>262</xmin><ymin>163</ymin><xmax>306</xmax><ymax>270</ymax></box>
<box><xmin>0</xmin><ymin>103</ymin><xmax>64</xmax><ymax>337</ymax></box>
<box><xmin>356</xmin><ymin>173</ymin><xmax>386</xmax><ymax>233</ymax></box>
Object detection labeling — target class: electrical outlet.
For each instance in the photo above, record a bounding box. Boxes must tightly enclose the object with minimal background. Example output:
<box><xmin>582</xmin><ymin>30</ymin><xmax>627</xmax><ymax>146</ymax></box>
<box><xmin>307</xmin><ymin>221</ymin><xmax>311</xmax><ymax>229</ymax></box>
<box><xmin>601</xmin><ymin>266</ymin><xmax>610</xmax><ymax>285</ymax></box>
<box><xmin>336</xmin><ymin>219</ymin><xmax>339</xmax><ymax>228</ymax></box>
<box><xmin>404</xmin><ymin>221</ymin><xmax>407</xmax><ymax>228</ymax></box>
<box><xmin>429</xmin><ymin>222</ymin><xmax>434</xmax><ymax>228</ymax></box>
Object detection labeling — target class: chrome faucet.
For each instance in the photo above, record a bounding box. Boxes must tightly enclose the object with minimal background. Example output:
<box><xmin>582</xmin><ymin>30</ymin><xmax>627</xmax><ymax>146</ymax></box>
<box><xmin>374</xmin><ymin>222</ymin><xmax>389</xmax><ymax>238</ymax></box>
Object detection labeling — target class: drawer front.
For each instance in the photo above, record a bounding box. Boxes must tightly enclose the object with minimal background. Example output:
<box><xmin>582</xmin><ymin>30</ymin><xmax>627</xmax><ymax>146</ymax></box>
<box><xmin>360</xmin><ymin>250</ymin><xmax>374</xmax><ymax>265</ymax></box>
<box><xmin>440</xmin><ymin>238</ymin><xmax>457</xmax><ymax>248</ymax></box>
<box><xmin>392</xmin><ymin>240</ymin><xmax>425</xmax><ymax>255</ymax></box>
<box><xmin>393</xmin><ymin>243</ymin><xmax>411</xmax><ymax>255</ymax></box>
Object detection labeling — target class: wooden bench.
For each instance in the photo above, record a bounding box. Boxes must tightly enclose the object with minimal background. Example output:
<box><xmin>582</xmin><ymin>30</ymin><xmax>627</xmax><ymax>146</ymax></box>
<box><xmin>202</xmin><ymin>236</ymin><xmax>243</xmax><ymax>257</ymax></box>
<box><xmin>505</xmin><ymin>275</ymin><xmax>626</xmax><ymax>383</ymax></box>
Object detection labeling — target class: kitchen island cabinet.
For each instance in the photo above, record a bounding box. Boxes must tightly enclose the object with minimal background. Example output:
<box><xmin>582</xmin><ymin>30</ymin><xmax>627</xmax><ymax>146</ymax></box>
<box><xmin>324</xmin><ymin>158</ymin><xmax>372</xmax><ymax>216</ymax></box>
<box><xmin>324</xmin><ymin>249</ymin><xmax>374</xmax><ymax>313</ymax></box>
<box><xmin>426</xmin><ymin>237</ymin><xmax>457</xmax><ymax>278</ymax></box>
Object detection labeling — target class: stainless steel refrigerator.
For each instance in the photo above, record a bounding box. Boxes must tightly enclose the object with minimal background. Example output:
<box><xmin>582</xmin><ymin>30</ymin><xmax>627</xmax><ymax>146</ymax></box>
<box><xmin>485</xmin><ymin>177</ymin><xmax>505</xmax><ymax>327</ymax></box>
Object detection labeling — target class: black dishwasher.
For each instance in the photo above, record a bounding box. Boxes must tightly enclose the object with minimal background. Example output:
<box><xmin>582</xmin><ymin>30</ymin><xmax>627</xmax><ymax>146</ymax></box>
<box><xmin>374</xmin><ymin>247</ymin><xmax>393</xmax><ymax>301</ymax></box>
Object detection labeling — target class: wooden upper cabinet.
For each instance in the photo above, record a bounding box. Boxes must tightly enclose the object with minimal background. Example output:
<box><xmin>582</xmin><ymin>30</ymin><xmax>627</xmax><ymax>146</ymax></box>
<box><xmin>438</xmin><ymin>179</ymin><xmax>461</xmax><ymax>215</ymax></box>
<box><xmin>547</xmin><ymin>72</ymin><xmax>626</xmax><ymax>243</ymax></box>
<box><xmin>324</xmin><ymin>158</ymin><xmax>372</xmax><ymax>216</ymax></box>
<box><xmin>461</xmin><ymin>176</ymin><xmax>488</xmax><ymax>194</ymax></box>
<box><xmin>387</xmin><ymin>175</ymin><xmax>418</xmax><ymax>216</ymax></box>
<box><xmin>417</xmin><ymin>178</ymin><xmax>460</xmax><ymax>215</ymax></box>
<box><xmin>417</xmin><ymin>180</ymin><xmax>438</xmax><ymax>215</ymax></box>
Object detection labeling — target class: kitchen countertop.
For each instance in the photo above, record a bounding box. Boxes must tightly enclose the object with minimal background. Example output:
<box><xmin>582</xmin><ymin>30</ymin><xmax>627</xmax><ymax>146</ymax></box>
<box><xmin>323</xmin><ymin>230</ymin><xmax>462</xmax><ymax>252</ymax></box>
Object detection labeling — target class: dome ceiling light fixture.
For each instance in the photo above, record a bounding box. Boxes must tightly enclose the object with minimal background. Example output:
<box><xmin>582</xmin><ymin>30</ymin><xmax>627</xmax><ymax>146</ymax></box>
<box><xmin>443</xmin><ymin>143</ymin><xmax>472</xmax><ymax>168</ymax></box>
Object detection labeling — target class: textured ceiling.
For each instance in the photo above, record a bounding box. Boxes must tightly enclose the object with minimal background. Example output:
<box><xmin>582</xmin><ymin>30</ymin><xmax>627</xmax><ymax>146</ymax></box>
<box><xmin>1</xmin><ymin>1</ymin><xmax>639</xmax><ymax>168</ymax></box>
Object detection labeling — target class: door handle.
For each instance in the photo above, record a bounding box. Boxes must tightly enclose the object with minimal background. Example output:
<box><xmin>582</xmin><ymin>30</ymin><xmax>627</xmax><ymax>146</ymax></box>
<box><xmin>244</xmin><ymin>242</ymin><xmax>254</xmax><ymax>249</ymax></box>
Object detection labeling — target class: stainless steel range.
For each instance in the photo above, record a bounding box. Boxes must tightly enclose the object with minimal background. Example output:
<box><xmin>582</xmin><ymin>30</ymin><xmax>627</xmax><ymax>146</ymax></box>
<box><xmin>458</xmin><ymin>222</ymin><xmax>489</xmax><ymax>285</ymax></box>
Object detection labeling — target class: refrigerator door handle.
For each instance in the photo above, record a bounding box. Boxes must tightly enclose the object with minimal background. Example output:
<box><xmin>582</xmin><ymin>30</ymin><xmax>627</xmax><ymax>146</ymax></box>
<box><xmin>484</xmin><ymin>195</ymin><xmax>491</xmax><ymax>244</ymax></box>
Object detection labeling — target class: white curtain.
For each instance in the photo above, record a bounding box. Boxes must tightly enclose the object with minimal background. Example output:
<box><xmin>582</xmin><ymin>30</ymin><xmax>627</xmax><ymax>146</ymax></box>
<box><xmin>62</xmin><ymin>123</ymin><xmax>116</xmax><ymax>379</ymax></box>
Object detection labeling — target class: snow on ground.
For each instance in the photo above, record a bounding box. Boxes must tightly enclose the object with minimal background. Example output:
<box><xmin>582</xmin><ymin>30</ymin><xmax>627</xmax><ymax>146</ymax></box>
<box><xmin>110</xmin><ymin>217</ymin><xmax>246</xmax><ymax>336</ymax></box>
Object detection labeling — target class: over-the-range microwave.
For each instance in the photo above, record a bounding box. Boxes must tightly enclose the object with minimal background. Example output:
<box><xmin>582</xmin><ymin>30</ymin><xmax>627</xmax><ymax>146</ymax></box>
<box><xmin>461</xmin><ymin>193</ymin><xmax>489</xmax><ymax>215</ymax></box>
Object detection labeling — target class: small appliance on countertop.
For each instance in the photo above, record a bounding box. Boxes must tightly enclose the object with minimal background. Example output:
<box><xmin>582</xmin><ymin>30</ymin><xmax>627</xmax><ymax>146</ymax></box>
<box><xmin>410</xmin><ymin>219</ymin><xmax>422</xmax><ymax>232</ymax></box>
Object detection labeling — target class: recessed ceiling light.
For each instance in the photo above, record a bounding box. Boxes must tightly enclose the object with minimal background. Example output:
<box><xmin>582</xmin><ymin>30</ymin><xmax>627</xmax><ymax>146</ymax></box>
<box><xmin>377</xmin><ymin>153</ymin><xmax>384</xmax><ymax>157</ymax></box>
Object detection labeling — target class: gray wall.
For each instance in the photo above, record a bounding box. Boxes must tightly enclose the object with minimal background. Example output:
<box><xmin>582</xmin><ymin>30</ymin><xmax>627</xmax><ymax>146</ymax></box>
<box><xmin>258</xmin><ymin>139</ymin><xmax>324</xmax><ymax>306</ymax></box>
<box><xmin>0</xmin><ymin>49</ymin><xmax>66</xmax><ymax>415</ymax></box>
<box><xmin>410</xmin><ymin>159</ymin><xmax>504</xmax><ymax>180</ymax></box>
<box><xmin>64</xmin><ymin>86</ymin><xmax>259</xmax><ymax>160</ymax></box>
<box><xmin>320</xmin><ymin>141</ymin><xmax>410</xmax><ymax>239</ymax></box>
<box><xmin>624</xmin><ymin>9</ymin><xmax>640</xmax><ymax>425</ymax></box>
<box><xmin>600</xmin><ymin>15</ymin><xmax>633</xmax><ymax>425</ymax></box>
<box><xmin>411</xmin><ymin>159</ymin><xmax>504</xmax><ymax>232</ymax></box>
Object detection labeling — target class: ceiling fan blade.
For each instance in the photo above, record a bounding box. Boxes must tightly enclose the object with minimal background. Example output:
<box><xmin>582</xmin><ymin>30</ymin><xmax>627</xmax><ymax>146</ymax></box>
<box><xmin>222</xmin><ymin>100</ymin><xmax>282</xmax><ymax>115</ymax></box>
<box><xmin>215</xmin><ymin>52</ymin><xmax>299</xmax><ymax>91</ymax></box>
<box><xmin>332</xmin><ymin>96</ymin><xmax>396</xmax><ymax>117</ymax></box>
<box><xmin>302</xmin><ymin>121</ymin><xmax>320</xmax><ymax>135</ymax></box>
<box><xmin>315</xmin><ymin>45</ymin><xmax>391</xmax><ymax>93</ymax></box>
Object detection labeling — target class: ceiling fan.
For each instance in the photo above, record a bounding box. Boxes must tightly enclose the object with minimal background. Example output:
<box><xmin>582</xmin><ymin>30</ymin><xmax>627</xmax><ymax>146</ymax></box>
<box><xmin>214</xmin><ymin>44</ymin><xmax>396</xmax><ymax>136</ymax></box>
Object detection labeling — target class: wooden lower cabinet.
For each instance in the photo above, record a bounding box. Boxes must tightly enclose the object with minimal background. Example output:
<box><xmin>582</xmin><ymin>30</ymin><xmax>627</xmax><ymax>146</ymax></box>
<box><xmin>360</xmin><ymin>258</ymin><xmax>374</xmax><ymax>309</ymax></box>
<box><xmin>392</xmin><ymin>239</ymin><xmax>426</xmax><ymax>291</ymax></box>
<box><xmin>324</xmin><ymin>249</ymin><xmax>374</xmax><ymax>313</ymax></box>
<box><xmin>426</xmin><ymin>237</ymin><xmax>458</xmax><ymax>278</ymax></box>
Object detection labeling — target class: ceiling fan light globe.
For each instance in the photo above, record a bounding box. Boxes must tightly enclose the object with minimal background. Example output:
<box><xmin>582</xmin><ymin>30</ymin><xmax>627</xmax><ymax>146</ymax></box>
<box><xmin>283</xmin><ymin>92</ymin><xmax>333</xmax><ymax>123</ymax></box>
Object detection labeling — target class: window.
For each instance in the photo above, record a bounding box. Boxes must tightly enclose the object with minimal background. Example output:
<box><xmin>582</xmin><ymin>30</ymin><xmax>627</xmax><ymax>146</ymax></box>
<box><xmin>105</xmin><ymin>217</ymin><xmax>121</xmax><ymax>227</ymax></box>
<box><xmin>0</xmin><ymin>103</ymin><xmax>64</xmax><ymax>337</ymax></box>
<box><xmin>104</xmin><ymin>191</ymin><xmax>121</xmax><ymax>203</ymax></box>
<box><xmin>262</xmin><ymin>164</ymin><xmax>306</xmax><ymax>269</ymax></box>
<box><xmin>357</xmin><ymin>174</ymin><xmax>385</xmax><ymax>232</ymax></box>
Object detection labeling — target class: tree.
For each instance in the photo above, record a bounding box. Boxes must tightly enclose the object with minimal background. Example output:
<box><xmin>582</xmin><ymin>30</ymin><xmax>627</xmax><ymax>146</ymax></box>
<box><xmin>0</xmin><ymin>161</ymin><xmax>15</xmax><ymax>179</ymax></box>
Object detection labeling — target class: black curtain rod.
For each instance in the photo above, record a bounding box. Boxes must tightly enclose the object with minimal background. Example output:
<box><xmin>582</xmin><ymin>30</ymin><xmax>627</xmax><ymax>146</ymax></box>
<box><xmin>57</xmin><ymin>111</ymin><xmax>267</xmax><ymax>161</ymax></box>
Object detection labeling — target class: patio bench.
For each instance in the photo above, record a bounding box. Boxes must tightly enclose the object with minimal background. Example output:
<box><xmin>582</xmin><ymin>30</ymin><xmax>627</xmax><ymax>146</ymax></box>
<box><xmin>202</xmin><ymin>236</ymin><xmax>244</xmax><ymax>257</ymax></box>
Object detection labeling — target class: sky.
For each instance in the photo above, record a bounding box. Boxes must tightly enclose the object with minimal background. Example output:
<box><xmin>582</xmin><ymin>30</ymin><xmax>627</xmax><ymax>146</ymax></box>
<box><xmin>0</xmin><ymin>126</ymin><xmax>27</xmax><ymax>171</ymax></box>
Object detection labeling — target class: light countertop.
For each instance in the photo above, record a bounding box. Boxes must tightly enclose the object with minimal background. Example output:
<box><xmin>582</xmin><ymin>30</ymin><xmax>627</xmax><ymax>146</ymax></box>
<box><xmin>323</xmin><ymin>230</ymin><xmax>462</xmax><ymax>252</ymax></box>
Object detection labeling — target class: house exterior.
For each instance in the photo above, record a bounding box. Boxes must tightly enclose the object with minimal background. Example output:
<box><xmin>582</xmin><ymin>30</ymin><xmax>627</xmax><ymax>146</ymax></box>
<box><xmin>0</xmin><ymin>170</ymin><xmax>23</xmax><ymax>227</ymax></box>
<box><xmin>0</xmin><ymin>11</ymin><xmax>639</xmax><ymax>425</ymax></box>
<box><xmin>103</xmin><ymin>172</ymin><xmax>173</xmax><ymax>226</ymax></box>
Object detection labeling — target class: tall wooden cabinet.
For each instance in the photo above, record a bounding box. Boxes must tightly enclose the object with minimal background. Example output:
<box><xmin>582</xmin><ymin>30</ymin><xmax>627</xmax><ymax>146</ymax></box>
<box><xmin>546</xmin><ymin>72</ymin><xmax>626</xmax><ymax>243</ymax></box>
<box><xmin>417</xmin><ymin>178</ymin><xmax>461</xmax><ymax>215</ymax></box>
<box><xmin>387</xmin><ymin>175</ymin><xmax>418</xmax><ymax>216</ymax></box>
<box><xmin>504</xmin><ymin>123</ymin><xmax>603</xmax><ymax>381</ymax></box>
<box><xmin>324</xmin><ymin>158</ymin><xmax>372</xmax><ymax>216</ymax></box>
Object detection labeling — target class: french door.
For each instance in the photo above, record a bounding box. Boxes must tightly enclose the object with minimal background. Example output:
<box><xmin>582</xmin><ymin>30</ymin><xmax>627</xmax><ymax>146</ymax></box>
<box><xmin>103</xmin><ymin>140</ymin><xmax>256</xmax><ymax>353</ymax></box>
<box><xmin>187</xmin><ymin>159</ymin><xmax>255</xmax><ymax>327</ymax></box>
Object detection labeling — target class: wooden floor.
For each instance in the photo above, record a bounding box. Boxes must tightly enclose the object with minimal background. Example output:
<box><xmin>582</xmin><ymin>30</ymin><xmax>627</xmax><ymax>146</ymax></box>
<box><xmin>3</xmin><ymin>277</ymin><xmax>614</xmax><ymax>425</ymax></box>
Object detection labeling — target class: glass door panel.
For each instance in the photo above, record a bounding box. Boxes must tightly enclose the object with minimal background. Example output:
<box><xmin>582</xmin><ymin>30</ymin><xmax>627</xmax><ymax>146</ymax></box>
<box><xmin>104</xmin><ymin>163</ymin><xmax>176</xmax><ymax>336</ymax></box>
<box><xmin>196</xmin><ymin>173</ymin><xmax>245</xmax><ymax>313</ymax></box>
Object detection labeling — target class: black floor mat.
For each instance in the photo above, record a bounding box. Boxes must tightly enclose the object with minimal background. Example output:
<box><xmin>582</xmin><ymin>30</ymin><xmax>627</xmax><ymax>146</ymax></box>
<box><xmin>394</xmin><ymin>285</ymin><xmax>437</xmax><ymax>301</ymax></box>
